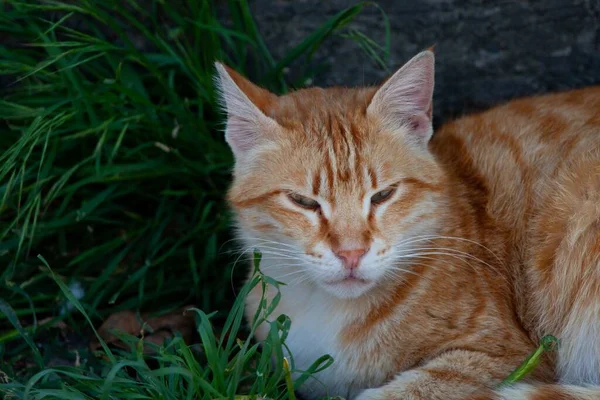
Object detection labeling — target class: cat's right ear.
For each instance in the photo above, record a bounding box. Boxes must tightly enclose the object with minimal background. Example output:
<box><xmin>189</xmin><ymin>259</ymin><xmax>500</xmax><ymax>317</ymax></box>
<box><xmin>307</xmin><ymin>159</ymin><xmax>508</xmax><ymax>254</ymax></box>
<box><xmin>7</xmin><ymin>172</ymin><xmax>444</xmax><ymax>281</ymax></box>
<box><xmin>214</xmin><ymin>63</ymin><xmax>279</xmax><ymax>161</ymax></box>
<box><xmin>367</xmin><ymin>51</ymin><xmax>435</xmax><ymax>148</ymax></box>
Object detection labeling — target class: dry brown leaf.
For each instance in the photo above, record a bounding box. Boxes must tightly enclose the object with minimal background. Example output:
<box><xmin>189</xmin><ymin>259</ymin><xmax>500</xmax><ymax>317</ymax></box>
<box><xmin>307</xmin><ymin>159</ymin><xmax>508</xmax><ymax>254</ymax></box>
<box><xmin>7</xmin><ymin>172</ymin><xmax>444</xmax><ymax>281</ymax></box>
<box><xmin>90</xmin><ymin>305</ymin><xmax>196</xmax><ymax>354</ymax></box>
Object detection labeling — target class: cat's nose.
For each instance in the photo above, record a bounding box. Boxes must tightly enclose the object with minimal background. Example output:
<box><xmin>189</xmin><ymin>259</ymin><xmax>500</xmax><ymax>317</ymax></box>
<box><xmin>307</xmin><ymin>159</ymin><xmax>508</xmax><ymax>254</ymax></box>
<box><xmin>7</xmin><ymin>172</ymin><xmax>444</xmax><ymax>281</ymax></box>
<box><xmin>334</xmin><ymin>248</ymin><xmax>368</xmax><ymax>270</ymax></box>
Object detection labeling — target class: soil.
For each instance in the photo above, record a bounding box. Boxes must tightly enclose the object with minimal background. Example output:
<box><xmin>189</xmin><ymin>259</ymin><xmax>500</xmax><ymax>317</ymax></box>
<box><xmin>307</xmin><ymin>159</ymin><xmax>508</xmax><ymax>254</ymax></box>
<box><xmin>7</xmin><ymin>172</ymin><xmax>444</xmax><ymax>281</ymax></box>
<box><xmin>250</xmin><ymin>0</ymin><xmax>600</xmax><ymax>126</ymax></box>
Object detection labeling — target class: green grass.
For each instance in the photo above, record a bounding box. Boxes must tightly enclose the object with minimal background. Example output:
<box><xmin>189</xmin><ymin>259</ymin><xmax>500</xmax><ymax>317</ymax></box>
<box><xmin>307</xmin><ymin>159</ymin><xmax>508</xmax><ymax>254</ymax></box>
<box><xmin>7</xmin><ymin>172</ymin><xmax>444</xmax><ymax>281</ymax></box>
<box><xmin>0</xmin><ymin>1</ymin><xmax>389</xmax><ymax>398</ymax></box>
<box><xmin>1</xmin><ymin>252</ymin><xmax>335</xmax><ymax>399</ymax></box>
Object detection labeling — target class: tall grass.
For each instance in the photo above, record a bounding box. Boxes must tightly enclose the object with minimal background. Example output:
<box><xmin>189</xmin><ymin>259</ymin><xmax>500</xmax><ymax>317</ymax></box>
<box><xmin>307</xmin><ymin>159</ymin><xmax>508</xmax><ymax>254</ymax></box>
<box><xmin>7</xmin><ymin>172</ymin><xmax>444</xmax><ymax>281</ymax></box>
<box><xmin>0</xmin><ymin>252</ymin><xmax>335</xmax><ymax>399</ymax></box>
<box><xmin>0</xmin><ymin>0</ymin><xmax>388</xmax><ymax>398</ymax></box>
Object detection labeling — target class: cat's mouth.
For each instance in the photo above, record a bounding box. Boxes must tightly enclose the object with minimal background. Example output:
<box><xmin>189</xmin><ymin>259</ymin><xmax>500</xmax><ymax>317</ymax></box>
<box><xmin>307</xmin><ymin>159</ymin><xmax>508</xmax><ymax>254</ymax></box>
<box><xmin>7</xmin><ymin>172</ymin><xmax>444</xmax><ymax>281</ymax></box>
<box><xmin>325</xmin><ymin>276</ymin><xmax>370</xmax><ymax>286</ymax></box>
<box><xmin>320</xmin><ymin>273</ymin><xmax>377</xmax><ymax>298</ymax></box>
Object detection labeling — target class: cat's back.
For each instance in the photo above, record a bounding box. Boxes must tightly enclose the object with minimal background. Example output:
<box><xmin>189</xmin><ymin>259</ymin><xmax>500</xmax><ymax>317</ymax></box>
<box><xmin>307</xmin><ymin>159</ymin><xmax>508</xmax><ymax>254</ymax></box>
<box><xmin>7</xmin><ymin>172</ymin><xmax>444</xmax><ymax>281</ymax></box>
<box><xmin>430</xmin><ymin>86</ymin><xmax>600</xmax><ymax>234</ymax></box>
<box><xmin>432</xmin><ymin>86</ymin><xmax>600</xmax><ymax>176</ymax></box>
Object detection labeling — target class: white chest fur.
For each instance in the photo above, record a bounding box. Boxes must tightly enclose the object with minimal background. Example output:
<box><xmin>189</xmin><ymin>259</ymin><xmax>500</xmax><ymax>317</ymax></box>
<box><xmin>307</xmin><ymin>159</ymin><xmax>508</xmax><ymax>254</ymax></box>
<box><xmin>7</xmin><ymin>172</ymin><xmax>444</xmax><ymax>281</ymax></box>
<box><xmin>248</xmin><ymin>282</ymin><xmax>390</xmax><ymax>400</ymax></box>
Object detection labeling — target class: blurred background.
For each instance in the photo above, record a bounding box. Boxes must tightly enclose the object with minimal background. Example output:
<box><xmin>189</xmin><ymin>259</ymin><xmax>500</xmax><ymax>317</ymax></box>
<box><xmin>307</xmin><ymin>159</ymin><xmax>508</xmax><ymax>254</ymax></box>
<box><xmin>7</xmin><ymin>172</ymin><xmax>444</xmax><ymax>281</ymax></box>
<box><xmin>252</xmin><ymin>0</ymin><xmax>600</xmax><ymax>125</ymax></box>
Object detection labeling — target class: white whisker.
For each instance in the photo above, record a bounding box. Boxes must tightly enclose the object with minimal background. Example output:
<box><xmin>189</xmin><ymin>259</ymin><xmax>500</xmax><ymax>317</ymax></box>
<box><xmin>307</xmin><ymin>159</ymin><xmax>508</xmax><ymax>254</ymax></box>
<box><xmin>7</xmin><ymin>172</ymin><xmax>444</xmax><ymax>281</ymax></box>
<box><xmin>394</xmin><ymin>234</ymin><xmax>503</xmax><ymax>264</ymax></box>
<box><xmin>389</xmin><ymin>250</ymin><xmax>511</xmax><ymax>286</ymax></box>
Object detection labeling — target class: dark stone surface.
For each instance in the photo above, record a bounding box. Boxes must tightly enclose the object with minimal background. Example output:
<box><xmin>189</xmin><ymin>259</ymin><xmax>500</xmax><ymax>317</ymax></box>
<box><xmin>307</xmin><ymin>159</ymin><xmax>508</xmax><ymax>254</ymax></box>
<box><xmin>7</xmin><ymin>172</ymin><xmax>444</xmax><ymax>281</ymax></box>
<box><xmin>250</xmin><ymin>0</ymin><xmax>600</xmax><ymax>125</ymax></box>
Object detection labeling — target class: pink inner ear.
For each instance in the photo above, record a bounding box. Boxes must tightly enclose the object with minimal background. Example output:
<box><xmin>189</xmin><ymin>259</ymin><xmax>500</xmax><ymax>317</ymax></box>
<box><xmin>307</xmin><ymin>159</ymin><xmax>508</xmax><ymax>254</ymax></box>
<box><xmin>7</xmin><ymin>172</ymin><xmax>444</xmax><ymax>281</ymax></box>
<box><xmin>398</xmin><ymin>72</ymin><xmax>433</xmax><ymax>114</ymax></box>
<box><xmin>215</xmin><ymin>62</ymin><xmax>278</xmax><ymax>159</ymax></box>
<box><xmin>409</xmin><ymin>114</ymin><xmax>429</xmax><ymax>132</ymax></box>
<box><xmin>368</xmin><ymin>51</ymin><xmax>435</xmax><ymax>143</ymax></box>
<box><xmin>389</xmin><ymin>57</ymin><xmax>434</xmax><ymax>117</ymax></box>
<box><xmin>226</xmin><ymin>116</ymin><xmax>259</xmax><ymax>154</ymax></box>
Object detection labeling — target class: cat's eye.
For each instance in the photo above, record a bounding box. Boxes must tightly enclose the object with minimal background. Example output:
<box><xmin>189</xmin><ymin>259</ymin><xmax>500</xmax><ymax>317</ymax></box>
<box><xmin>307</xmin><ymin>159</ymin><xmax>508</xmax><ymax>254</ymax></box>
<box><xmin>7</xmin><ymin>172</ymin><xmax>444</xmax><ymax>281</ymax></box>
<box><xmin>371</xmin><ymin>188</ymin><xmax>395</xmax><ymax>205</ymax></box>
<box><xmin>288</xmin><ymin>193</ymin><xmax>320</xmax><ymax>210</ymax></box>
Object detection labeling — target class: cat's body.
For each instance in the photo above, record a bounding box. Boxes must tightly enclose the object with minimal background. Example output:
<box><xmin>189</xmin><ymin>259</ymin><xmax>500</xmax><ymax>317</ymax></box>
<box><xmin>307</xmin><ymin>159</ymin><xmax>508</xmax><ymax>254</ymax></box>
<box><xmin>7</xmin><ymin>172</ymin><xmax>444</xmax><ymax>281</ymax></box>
<box><xmin>217</xmin><ymin>52</ymin><xmax>600</xmax><ymax>399</ymax></box>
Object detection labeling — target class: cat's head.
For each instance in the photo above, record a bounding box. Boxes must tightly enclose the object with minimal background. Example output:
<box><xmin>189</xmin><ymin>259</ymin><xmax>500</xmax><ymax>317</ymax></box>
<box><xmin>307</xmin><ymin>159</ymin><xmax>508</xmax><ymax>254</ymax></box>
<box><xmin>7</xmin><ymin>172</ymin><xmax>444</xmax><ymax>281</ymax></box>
<box><xmin>217</xmin><ymin>51</ymin><xmax>446</xmax><ymax>299</ymax></box>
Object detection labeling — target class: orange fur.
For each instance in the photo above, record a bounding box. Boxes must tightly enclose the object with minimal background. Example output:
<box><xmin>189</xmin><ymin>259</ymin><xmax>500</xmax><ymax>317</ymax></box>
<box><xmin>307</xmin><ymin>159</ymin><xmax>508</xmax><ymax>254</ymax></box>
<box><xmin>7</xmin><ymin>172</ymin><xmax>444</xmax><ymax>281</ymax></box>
<box><xmin>217</xmin><ymin>52</ymin><xmax>600</xmax><ymax>399</ymax></box>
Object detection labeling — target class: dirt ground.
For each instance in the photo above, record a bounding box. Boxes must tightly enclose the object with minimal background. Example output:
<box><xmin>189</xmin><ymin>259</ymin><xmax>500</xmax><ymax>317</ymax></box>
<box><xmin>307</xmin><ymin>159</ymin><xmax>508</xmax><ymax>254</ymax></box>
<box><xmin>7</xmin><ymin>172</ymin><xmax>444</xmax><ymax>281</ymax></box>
<box><xmin>250</xmin><ymin>0</ymin><xmax>600</xmax><ymax>125</ymax></box>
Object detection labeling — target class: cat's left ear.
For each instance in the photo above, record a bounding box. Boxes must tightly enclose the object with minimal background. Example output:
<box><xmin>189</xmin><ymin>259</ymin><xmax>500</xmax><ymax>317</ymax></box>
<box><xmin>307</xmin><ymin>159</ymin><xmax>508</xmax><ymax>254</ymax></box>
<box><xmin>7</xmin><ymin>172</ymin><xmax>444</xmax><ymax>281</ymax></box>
<box><xmin>367</xmin><ymin>50</ymin><xmax>435</xmax><ymax>146</ymax></box>
<box><xmin>214</xmin><ymin>62</ymin><xmax>280</xmax><ymax>163</ymax></box>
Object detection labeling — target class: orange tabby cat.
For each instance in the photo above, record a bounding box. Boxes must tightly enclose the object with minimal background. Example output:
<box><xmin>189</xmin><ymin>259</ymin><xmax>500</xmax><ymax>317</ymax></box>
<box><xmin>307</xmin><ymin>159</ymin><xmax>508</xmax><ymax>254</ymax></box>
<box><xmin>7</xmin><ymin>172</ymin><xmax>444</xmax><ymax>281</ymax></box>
<box><xmin>216</xmin><ymin>51</ymin><xmax>600</xmax><ymax>399</ymax></box>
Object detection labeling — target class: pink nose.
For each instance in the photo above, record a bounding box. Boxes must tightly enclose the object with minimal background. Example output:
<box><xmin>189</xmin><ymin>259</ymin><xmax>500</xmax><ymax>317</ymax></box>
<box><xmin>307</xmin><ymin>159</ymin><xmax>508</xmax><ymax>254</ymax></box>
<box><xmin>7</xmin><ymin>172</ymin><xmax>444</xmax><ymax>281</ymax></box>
<box><xmin>334</xmin><ymin>248</ymin><xmax>368</xmax><ymax>270</ymax></box>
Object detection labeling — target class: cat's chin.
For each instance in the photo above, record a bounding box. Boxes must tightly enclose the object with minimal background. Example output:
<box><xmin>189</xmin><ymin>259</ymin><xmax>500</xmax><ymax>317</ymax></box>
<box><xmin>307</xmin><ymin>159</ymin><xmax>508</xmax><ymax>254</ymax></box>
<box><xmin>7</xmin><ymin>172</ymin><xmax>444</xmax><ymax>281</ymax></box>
<box><xmin>320</xmin><ymin>277</ymin><xmax>376</xmax><ymax>299</ymax></box>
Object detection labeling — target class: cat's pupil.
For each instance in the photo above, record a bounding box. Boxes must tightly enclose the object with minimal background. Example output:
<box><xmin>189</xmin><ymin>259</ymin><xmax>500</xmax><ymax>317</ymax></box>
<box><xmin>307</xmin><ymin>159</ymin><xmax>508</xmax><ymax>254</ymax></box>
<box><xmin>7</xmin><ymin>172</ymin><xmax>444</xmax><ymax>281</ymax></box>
<box><xmin>371</xmin><ymin>189</ymin><xmax>394</xmax><ymax>205</ymax></box>
<box><xmin>288</xmin><ymin>193</ymin><xmax>320</xmax><ymax>210</ymax></box>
